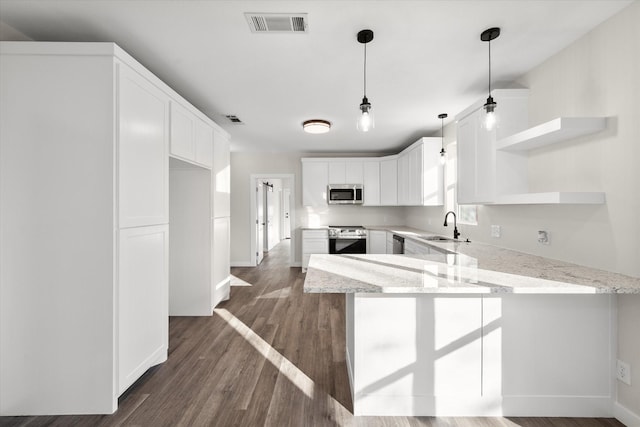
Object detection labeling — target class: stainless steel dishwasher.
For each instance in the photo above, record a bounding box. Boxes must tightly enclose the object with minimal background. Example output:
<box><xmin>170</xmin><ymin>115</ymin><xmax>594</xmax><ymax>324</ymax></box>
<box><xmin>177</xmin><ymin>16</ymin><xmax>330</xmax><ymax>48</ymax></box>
<box><xmin>392</xmin><ymin>234</ymin><xmax>404</xmax><ymax>254</ymax></box>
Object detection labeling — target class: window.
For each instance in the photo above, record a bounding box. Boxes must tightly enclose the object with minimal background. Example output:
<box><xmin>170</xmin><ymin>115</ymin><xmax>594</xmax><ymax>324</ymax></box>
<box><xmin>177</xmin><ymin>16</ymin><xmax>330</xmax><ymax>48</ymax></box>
<box><xmin>445</xmin><ymin>143</ymin><xmax>477</xmax><ymax>225</ymax></box>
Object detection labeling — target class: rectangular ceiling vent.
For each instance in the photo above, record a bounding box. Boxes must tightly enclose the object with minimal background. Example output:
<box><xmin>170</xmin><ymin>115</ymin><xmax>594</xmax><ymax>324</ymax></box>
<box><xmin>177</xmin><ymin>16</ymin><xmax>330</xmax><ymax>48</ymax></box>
<box><xmin>225</xmin><ymin>115</ymin><xmax>244</xmax><ymax>125</ymax></box>
<box><xmin>245</xmin><ymin>13</ymin><xmax>308</xmax><ymax>33</ymax></box>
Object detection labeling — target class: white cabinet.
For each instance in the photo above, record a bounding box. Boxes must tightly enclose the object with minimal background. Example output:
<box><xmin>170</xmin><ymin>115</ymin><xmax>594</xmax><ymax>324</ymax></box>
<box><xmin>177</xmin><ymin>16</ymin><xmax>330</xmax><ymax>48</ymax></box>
<box><xmin>386</xmin><ymin>232</ymin><xmax>394</xmax><ymax>254</ymax></box>
<box><xmin>194</xmin><ymin>118</ymin><xmax>214</xmax><ymax>168</ymax></box>
<box><xmin>404</xmin><ymin>238</ymin><xmax>429</xmax><ymax>256</ymax></box>
<box><xmin>169</xmin><ymin>100</ymin><xmax>213</xmax><ymax>169</ymax></box>
<box><xmin>329</xmin><ymin>160</ymin><xmax>363</xmax><ymax>184</ymax></box>
<box><xmin>367</xmin><ymin>230</ymin><xmax>387</xmax><ymax>254</ymax></box>
<box><xmin>118</xmin><ymin>225</ymin><xmax>168</xmax><ymax>395</ymax></box>
<box><xmin>0</xmin><ymin>42</ymin><xmax>172</xmax><ymax>415</ymax></box>
<box><xmin>302</xmin><ymin>229</ymin><xmax>328</xmax><ymax>272</ymax></box>
<box><xmin>213</xmin><ymin>130</ymin><xmax>231</xmax><ymax>218</ymax></box>
<box><xmin>212</xmin><ymin>216</ymin><xmax>231</xmax><ymax>307</ymax></box>
<box><xmin>380</xmin><ymin>157</ymin><xmax>398</xmax><ymax>205</ymax></box>
<box><xmin>118</xmin><ymin>65</ymin><xmax>169</xmax><ymax>228</ymax></box>
<box><xmin>397</xmin><ymin>138</ymin><xmax>444</xmax><ymax>206</ymax></box>
<box><xmin>363</xmin><ymin>161</ymin><xmax>380</xmax><ymax>206</ymax></box>
<box><xmin>302</xmin><ymin>160</ymin><xmax>329</xmax><ymax>206</ymax></box>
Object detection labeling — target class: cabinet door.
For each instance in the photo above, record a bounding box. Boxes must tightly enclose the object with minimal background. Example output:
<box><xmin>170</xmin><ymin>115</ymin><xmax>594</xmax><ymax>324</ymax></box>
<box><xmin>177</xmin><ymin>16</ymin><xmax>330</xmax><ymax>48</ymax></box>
<box><xmin>345</xmin><ymin>161</ymin><xmax>364</xmax><ymax>183</ymax></box>
<box><xmin>118</xmin><ymin>225</ymin><xmax>168</xmax><ymax>395</ymax></box>
<box><xmin>212</xmin><ymin>216</ymin><xmax>230</xmax><ymax>307</ymax></box>
<box><xmin>380</xmin><ymin>158</ymin><xmax>398</xmax><ymax>205</ymax></box>
<box><xmin>302</xmin><ymin>161</ymin><xmax>329</xmax><ymax>206</ymax></box>
<box><xmin>194</xmin><ymin>118</ymin><xmax>213</xmax><ymax>168</ymax></box>
<box><xmin>421</xmin><ymin>138</ymin><xmax>444</xmax><ymax>206</ymax></box>
<box><xmin>457</xmin><ymin>110</ymin><xmax>495</xmax><ymax>204</ymax></box>
<box><xmin>212</xmin><ymin>130</ymin><xmax>231</xmax><ymax>218</ymax></box>
<box><xmin>118</xmin><ymin>65</ymin><xmax>169</xmax><ymax>228</ymax></box>
<box><xmin>363</xmin><ymin>161</ymin><xmax>380</xmax><ymax>206</ymax></box>
<box><xmin>409</xmin><ymin>144</ymin><xmax>423</xmax><ymax>205</ymax></box>
<box><xmin>169</xmin><ymin>101</ymin><xmax>195</xmax><ymax>161</ymax></box>
<box><xmin>397</xmin><ymin>153</ymin><xmax>409</xmax><ymax>205</ymax></box>
<box><xmin>328</xmin><ymin>162</ymin><xmax>346</xmax><ymax>184</ymax></box>
<box><xmin>368</xmin><ymin>230</ymin><xmax>386</xmax><ymax>254</ymax></box>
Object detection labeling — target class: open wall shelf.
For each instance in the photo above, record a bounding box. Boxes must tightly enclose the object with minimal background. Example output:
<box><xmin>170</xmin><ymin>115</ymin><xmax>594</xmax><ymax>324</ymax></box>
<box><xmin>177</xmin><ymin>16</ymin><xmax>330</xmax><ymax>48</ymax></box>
<box><xmin>497</xmin><ymin>117</ymin><xmax>606</xmax><ymax>152</ymax></box>
<box><xmin>492</xmin><ymin>192</ymin><xmax>606</xmax><ymax>205</ymax></box>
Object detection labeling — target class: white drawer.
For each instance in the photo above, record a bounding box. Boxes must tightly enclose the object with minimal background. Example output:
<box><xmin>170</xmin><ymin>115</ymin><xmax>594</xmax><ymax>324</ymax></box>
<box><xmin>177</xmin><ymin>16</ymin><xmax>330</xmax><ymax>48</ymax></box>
<box><xmin>303</xmin><ymin>239</ymin><xmax>328</xmax><ymax>254</ymax></box>
<box><xmin>405</xmin><ymin>239</ymin><xmax>430</xmax><ymax>255</ymax></box>
<box><xmin>303</xmin><ymin>229</ymin><xmax>328</xmax><ymax>239</ymax></box>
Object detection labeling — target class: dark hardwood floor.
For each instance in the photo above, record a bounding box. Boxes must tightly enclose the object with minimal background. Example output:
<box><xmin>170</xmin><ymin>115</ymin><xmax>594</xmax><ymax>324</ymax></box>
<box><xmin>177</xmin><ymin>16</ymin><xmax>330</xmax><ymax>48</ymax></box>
<box><xmin>1</xmin><ymin>240</ymin><xmax>625</xmax><ymax>427</ymax></box>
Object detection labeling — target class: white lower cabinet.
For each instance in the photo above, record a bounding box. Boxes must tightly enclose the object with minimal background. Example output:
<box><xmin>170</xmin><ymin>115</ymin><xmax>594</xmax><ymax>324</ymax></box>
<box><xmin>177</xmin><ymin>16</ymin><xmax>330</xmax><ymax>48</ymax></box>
<box><xmin>302</xmin><ymin>229</ymin><xmax>329</xmax><ymax>272</ymax></box>
<box><xmin>212</xmin><ymin>216</ymin><xmax>231</xmax><ymax>307</ymax></box>
<box><xmin>367</xmin><ymin>230</ymin><xmax>387</xmax><ymax>254</ymax></box>
<box><xmin>386</xmin><ymin>232</ymin><xmax>394</xmax><ymax>254</ymax></box>
<box><xmin>118</xmin><ymin>225</ymin><xmax>168</xmax><ymax>395</ymax></box>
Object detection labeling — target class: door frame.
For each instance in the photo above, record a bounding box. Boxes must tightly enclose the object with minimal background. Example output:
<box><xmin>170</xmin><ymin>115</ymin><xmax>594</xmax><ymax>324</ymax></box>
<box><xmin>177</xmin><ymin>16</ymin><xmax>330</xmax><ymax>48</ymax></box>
<box><xmin>249</xmin><ymin>174</ymin><xmax>296</xmax><ymax>267</ymax></box>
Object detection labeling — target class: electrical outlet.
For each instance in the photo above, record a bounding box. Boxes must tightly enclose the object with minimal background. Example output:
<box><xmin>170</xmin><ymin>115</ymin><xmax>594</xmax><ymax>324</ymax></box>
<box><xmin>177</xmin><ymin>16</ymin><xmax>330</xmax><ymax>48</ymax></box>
<box><xmin>537</xmin><ymin>230</ymin><xmax>550</xmax><ymax>245</ymax></box>
<box><xmin>491</xmin><ymin>225</ymin><xmax>501</xmax><ymax>238</ymax></box>
<box><xmin>617</xmin><ymin>360</ymin><xmax>631</xmax><ymax>385</ymax></box>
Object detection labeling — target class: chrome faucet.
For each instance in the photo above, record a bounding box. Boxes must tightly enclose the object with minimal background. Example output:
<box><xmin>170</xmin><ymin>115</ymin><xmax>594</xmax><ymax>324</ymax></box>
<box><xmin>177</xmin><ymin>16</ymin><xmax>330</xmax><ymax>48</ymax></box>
<box><xmin>443</xmin><ymin>211</ymin><xmax>460</xmax><ymax>240</ymax></box>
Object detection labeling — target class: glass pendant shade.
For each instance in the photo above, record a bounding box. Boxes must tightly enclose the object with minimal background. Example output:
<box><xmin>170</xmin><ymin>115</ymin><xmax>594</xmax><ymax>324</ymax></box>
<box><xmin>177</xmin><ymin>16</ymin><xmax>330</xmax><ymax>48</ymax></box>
<box><xmin>483</xmin><ymin>95</ymin><xmax>498</xmax><ymax>131</ymax></box>
<box><xmin>357</xmin><ymin>97</ymin><xmax>374</xmax><ymax>132</ymax></box>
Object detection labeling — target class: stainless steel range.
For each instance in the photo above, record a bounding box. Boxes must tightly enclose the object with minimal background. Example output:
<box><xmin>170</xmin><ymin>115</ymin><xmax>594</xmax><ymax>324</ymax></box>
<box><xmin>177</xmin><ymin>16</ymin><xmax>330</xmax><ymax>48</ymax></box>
<box><xmin>328</xmin><ymin>226</ymin><xmax>367</xmax><ymax>254</ymax></box>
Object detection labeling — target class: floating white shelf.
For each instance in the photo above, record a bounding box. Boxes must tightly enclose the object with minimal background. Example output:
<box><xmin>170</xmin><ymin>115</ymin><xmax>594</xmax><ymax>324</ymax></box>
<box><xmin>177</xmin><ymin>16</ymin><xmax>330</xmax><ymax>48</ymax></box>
<box><xmin>492</xmin><ymin>192</ymin><xmax>606</xmax><ymax>205</ymax></box>
<box><xmin>496</xmin><ymin>117</ymin><xmax>606</xmax><ymax>152</ymax></box>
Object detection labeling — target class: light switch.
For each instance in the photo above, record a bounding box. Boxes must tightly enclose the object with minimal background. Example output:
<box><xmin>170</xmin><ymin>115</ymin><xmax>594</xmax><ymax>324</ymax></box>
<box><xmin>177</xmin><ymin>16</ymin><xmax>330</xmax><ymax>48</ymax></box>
<box><xmin>491</xmin><ymin>225</ymin><xmax>501</xmax><ymax>238</ymax></box>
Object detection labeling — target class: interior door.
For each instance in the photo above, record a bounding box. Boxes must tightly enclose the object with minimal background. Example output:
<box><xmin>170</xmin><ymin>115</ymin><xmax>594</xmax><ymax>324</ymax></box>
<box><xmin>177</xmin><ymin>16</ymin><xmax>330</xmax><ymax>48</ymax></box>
<box><xmin>282</xmin><ymin>189</ymin><xmax>291</xmax><ymax>239</ymax></box>
<box><xmin>256</xmin><ymin>182</ymin><xmax>265</xmax><ymax>265</ymax></box>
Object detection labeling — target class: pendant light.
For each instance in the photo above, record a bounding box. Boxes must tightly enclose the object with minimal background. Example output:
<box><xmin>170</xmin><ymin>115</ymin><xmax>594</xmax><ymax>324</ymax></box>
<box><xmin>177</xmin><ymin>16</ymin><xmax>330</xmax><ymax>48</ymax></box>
<box><xmin>481</xmin><ymin>27</ymin><xmax>500</xmax><ymax>131</ymax></box>
<box><xmin>357</xmin><ymin>29</ymin><xmax>374</xmax><ymax>132</ymax></box>
<box><xmin>438</xmin><ymin>113</ymin><xmax>447</xmax><ymax>164</ymax></box>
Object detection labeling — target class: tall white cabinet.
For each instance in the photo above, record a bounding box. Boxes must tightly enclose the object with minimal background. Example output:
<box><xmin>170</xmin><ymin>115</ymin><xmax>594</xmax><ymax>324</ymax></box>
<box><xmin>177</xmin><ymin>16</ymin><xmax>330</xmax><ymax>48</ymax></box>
<box><xmin>0</xmin><ymin>42</ymin><xmax>230</xmax><ymax>415</ymax></box>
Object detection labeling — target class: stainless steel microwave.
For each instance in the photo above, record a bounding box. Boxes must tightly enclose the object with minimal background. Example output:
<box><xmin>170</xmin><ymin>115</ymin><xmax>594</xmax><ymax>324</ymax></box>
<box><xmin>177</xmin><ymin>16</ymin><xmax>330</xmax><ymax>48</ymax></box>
<box><xmin>327</xmin><ymin>184</ymin><xmax>363</xmax><ymax>205</ymax></box>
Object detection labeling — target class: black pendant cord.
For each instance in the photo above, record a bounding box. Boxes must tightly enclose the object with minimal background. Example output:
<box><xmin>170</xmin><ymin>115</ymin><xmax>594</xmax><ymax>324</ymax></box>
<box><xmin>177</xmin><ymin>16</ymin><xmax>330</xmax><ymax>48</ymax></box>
<box><xmin>363</xmin><ymin>42</ymin><xmax>367</xmax><ymax>98</ymax></box>
<box><xmin>441</xmin><ymin>119</ymin><xmax>445</xmax><ymax>150</ymax></box>
<box><xmin>488</xmin><ymin>39</ymin><xmax>491</xmax><ymax>96</ymax></box>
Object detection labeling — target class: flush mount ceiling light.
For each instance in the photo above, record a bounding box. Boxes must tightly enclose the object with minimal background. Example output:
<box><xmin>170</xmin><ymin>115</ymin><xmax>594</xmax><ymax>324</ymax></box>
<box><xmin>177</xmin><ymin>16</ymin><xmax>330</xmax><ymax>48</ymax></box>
<box><xmin>438</xmin><ymin>113</ymin><xmax>448</xmax><ymax>164</ymax></box>
<box><xmin>481</xmin><ymin>27</ymin><xmax>500</xmax><ymax>131</ymax></box>
<box><xmin>356</xmin><ymin>29</ymin><xmax>374</xmax><ymax>132</ymax></box>
<box><xmin>302</xmin><ymin>119</ymin><xmax>331</xmax><ymax>134</ymax></box>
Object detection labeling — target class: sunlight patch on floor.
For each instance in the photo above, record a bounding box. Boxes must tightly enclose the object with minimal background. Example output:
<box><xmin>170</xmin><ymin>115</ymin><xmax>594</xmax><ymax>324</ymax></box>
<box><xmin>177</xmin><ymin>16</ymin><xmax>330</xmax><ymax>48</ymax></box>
<box><xmin>214</xmin><ymin>308</ymin><xmax>352</xmax><ymax>419</ymax></box>
<box><xmin>230</xmin><ymin>274</ymin><xmax>253</xmax><ymax>287</ymax></box>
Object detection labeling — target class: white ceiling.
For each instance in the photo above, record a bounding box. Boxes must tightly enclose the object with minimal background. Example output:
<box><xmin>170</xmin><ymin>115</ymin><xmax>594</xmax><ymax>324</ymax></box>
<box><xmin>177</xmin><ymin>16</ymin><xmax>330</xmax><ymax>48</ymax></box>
<box><xmin>0</xmin><ymin>0</ymin><xmax>632</xmax><ymax>153</ymax></box>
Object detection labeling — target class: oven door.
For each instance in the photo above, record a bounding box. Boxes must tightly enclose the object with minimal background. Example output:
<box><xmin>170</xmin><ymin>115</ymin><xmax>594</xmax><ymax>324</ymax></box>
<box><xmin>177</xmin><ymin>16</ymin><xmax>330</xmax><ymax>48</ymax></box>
<box><xmin>329</xmin><ymin>238</ymin><xmax>367</xmax><ymax>254</ymax></box>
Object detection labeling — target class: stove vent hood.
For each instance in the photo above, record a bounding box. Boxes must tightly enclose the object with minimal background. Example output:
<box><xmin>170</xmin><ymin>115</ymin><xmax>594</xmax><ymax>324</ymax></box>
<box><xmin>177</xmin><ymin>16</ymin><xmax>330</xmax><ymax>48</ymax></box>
<box><xmin>245</xmin><ymin>13</ymin><xmax>308</xmax><ymax>33</ymax></box>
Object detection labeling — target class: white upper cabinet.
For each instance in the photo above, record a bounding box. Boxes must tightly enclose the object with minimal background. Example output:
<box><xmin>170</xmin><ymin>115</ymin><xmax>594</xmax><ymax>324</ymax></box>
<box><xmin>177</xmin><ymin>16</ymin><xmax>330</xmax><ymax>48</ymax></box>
<box><xmin>302</xmin><ymin>160</ymin><xmax>329</xmax><ymax>206</ymax></box>
<box><xmin>212</xmin><ymin>129</ymin><xmax>231</xmax><ymax>218</ymax></box>
<box><xmin>397</xmin><ymin>138</ymin><xmax>444</xmax><ymax>206</ymax></box>
<box><xmin>194</xmin><ymin>118</ymin><xmax>214</xmax><ymax>168</ymax></box>
<box><xmin>328</xmin><ymin>160</ymin><xmax>364</xmax><ymax>184</ymax></box>
<box><xmin>363</xmin><ymin>161</ymin><xmax>380</xmax><ymax>206</ymax></box>
<box><xmin>379</xmin><ymin>157</ymin><xmax>398</xmax><ymax>206</ymax></box>
<box><xmin>301</xmin><ymin>140</ymin><xmax>442</xmax><ymax>207</ymax></box>
<box><xmin>169</xmin><ymin>101</ymin><xmax>213</xmax><ymax>169</ymax></box>
<box><xmin>169</xmin><ymin>101</ymin><xmax>195</xmax><ymax>160</ymax></box>
<box><xmin>118</xmin><ymin>64</ymin><xmax>169</xmax><ymax>228</ymax></box>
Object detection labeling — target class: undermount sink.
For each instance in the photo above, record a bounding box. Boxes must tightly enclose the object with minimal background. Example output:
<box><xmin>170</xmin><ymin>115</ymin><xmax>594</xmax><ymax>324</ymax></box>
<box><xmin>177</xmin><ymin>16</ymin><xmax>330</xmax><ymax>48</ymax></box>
<box><xmin>421</xmin><ymin>235</ymin><xmax>454</xmax><ymax>241</ymax></box>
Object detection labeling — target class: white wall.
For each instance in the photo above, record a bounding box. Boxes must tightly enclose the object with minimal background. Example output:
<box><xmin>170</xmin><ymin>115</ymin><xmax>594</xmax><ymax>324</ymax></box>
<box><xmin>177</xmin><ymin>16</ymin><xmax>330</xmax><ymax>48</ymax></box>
<box><xmin>405</xmin><ymin>1</ymin><xmax>640</xmax><ymax>418</ymax></box>
<box><xmin>230</xmin><ymin>152</ymin><xmax>405</xmax><ymax>266</ymax></box>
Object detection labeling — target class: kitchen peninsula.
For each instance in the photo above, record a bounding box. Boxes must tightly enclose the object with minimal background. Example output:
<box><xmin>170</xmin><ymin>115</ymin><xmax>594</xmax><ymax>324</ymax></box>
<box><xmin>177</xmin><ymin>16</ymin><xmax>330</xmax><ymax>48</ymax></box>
<box><xmin>303</xmin><ymin>228</ymin><xmax>640</xmax><ymax>417</ymax></box>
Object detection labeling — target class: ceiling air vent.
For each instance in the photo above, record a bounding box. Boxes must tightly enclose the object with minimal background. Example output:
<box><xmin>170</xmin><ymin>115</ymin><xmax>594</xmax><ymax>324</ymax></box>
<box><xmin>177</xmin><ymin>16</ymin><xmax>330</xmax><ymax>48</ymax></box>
<box><xmin>245</xmin><ymin>13</ymin><xmax>308</xmax><ymax>33</ymax></box>
<box><xmin>225</xmin><ymin>115</ymin><xmax>244</xmax><ymax>124</ymax></box>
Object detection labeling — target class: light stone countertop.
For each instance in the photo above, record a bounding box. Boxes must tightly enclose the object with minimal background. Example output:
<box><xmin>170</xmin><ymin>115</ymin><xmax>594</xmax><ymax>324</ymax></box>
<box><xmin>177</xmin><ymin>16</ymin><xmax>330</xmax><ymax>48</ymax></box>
<box><xmin>303</xmin><ymin>225</ymin><xmax>640</xmax><ymax>294</ymax></box>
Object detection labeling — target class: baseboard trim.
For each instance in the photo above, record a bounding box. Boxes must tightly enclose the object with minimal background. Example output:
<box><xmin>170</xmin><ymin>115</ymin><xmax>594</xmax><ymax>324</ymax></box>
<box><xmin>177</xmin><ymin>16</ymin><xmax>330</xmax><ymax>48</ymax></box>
<box><xmin>614</xmin><ymin>401</ymin><xmax>640</xmax><ymax>427</ymax></box>
<box><xmin>353</xmin><ymin>395</ymin><xmax>614</xmax><ymax>417</ymax></box>
<box><xmin>231</xmin><ymin>261</ymin><xmax>253</xmax><ymax>267</ymax></box>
